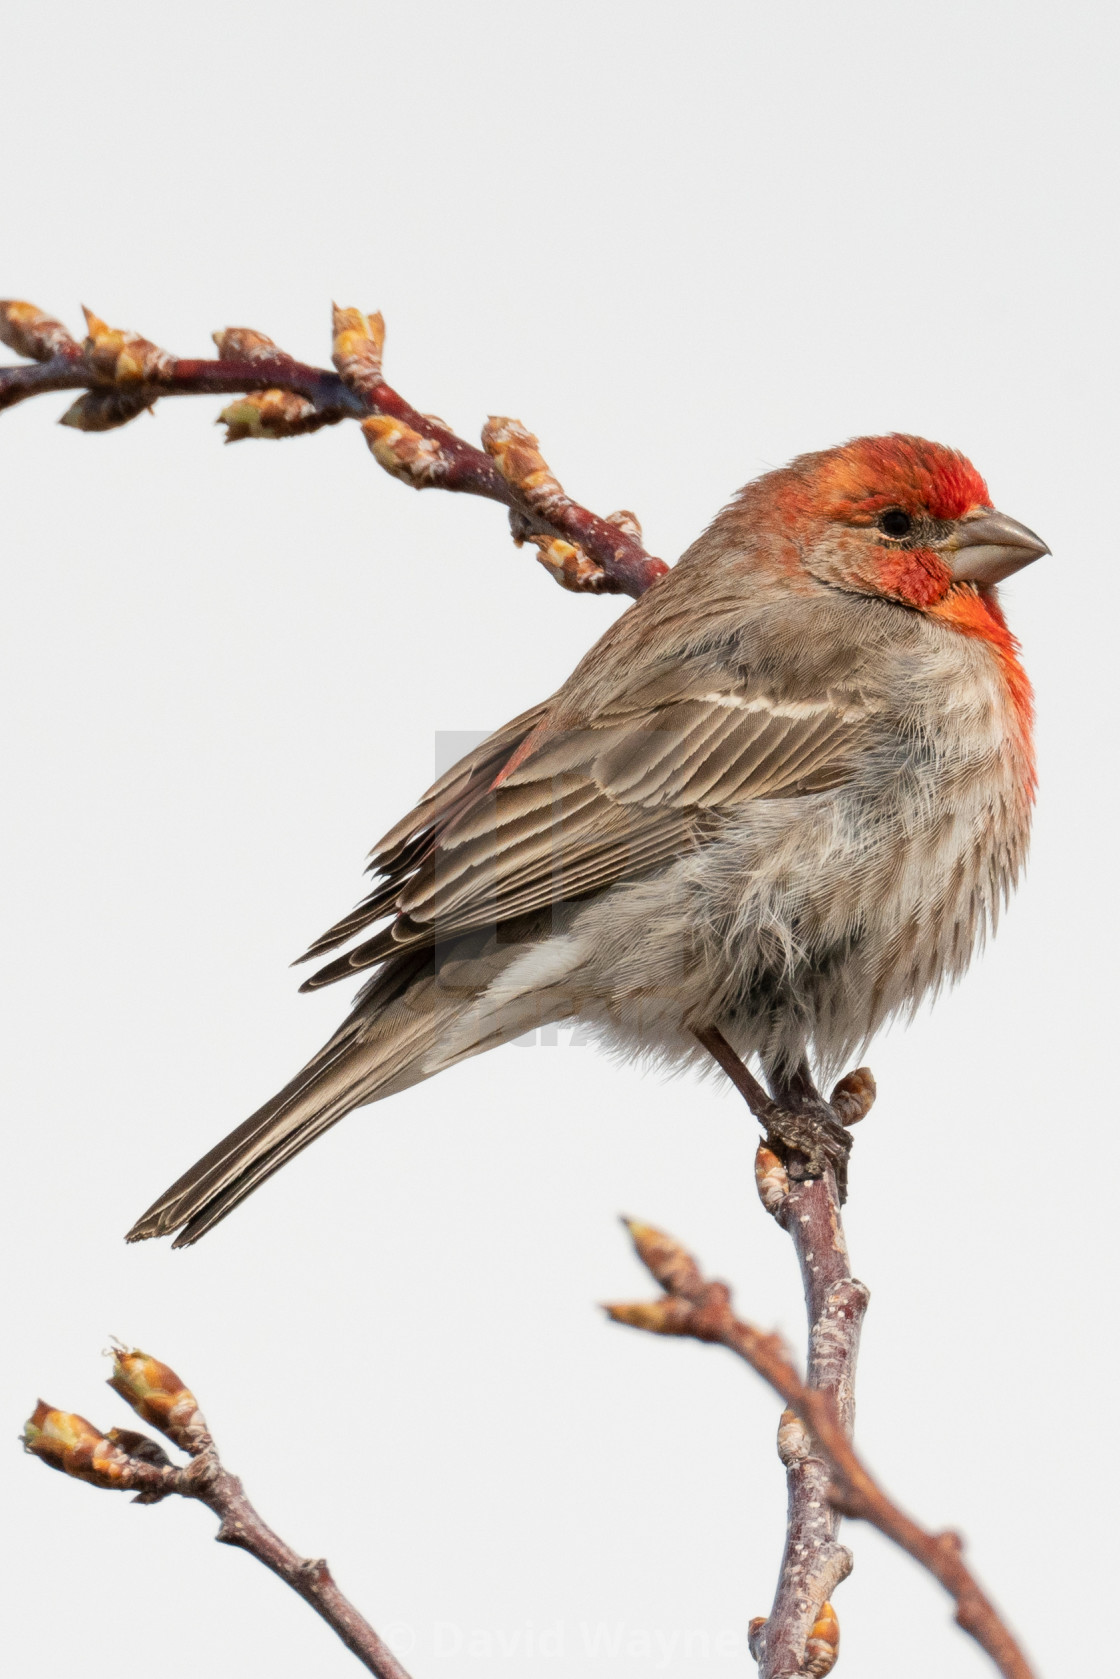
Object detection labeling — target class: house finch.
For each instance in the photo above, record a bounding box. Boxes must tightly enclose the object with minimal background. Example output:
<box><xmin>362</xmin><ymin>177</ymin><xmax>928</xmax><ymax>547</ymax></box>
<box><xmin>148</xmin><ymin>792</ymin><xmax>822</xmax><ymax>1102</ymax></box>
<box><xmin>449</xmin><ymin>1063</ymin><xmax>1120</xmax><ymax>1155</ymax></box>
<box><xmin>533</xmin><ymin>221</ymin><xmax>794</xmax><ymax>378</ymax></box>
<box><xmin>128</xmin><ymin>433</ymin><xmax>1046</xmax><ymax>1245</ymax></box>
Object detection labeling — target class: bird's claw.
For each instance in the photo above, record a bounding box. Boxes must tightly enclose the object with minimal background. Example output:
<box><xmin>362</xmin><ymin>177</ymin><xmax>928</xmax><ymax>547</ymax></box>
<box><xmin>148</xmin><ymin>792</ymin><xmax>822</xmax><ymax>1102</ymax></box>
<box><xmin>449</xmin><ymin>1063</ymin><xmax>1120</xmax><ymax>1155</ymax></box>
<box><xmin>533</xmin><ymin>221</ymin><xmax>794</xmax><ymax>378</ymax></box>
<box><xmin>764</xmin><ymin>1106</ymin><xmax>854</xmax><ymax>1197</ymax></box>
<box><xmin>762</xmin><ymin>1066</ymin><xmax>875</xmax><ymax>1203</ymax></box>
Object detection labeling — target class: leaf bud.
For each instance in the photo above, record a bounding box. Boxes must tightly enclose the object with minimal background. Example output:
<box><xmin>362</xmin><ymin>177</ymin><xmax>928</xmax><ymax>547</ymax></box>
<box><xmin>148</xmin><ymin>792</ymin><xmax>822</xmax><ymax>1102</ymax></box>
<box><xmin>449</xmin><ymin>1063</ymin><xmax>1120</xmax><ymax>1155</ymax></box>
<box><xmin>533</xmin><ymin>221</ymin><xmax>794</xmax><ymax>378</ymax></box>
<box><xmin>81</xmin><ymin>308</ymin><xmax>174</xmax><ymax>384</ymax></box>
<box><xmin>361</xmin><ymin>414</ymin><xmax>445</xmax><ymax>485</ymax></box>
<box><xmin>481</xmin><ymin>417</ymin><xmax>567</xmax><ymax>520</ymax></box>
<box><xmin>0</xmin><ymin>300</ymin><xmax>79</xmax><ymax>361</ymax></box>
<box><xmin>108</xmin><ymin>1349</ymin><xmax>210</xmax><ymax>1454</ymax></box>
<box><xmin>23</xmin><ymin>1401</ymin><xmax>136</xmax><ymax>1489</ymax></box>
<box><xmin>219</xmin><ymin>389</ymin><xmax>325</xmax><ymax>442</ymax></box>
<box><xmin>331</xmin><ymin>305</ymin><xmax>385</xmax><ymax>396</ymax></box>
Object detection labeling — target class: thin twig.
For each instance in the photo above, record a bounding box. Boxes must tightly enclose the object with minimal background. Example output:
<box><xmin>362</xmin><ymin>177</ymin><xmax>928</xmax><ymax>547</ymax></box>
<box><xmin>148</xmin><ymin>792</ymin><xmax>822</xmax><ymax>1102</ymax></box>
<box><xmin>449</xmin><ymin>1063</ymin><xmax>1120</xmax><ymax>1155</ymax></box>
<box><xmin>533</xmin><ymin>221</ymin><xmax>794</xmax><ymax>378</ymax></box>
<box><xmin>22</xmin><ymin>1348</ymin><xmax>411</xmax><ymax>1679</ymax></box>
<box><xmin>606</xmin><ymin>1220</ymin><xmax>1038</xmax><ymax>1679</ymax></box>
<box><xmin>752</xmin><ymin>1164</ymin><xmax>865</xmax><ymax>1677</ymax></box>
<box><xmin>0</xmin><ymin>299</ymin><xmax>667</xmax><ymax>598</ymax></box>
<box><xmin>692</xmin><ymin>1028</ymin><xmax>870</xmax><ymax>1673</ymax></box>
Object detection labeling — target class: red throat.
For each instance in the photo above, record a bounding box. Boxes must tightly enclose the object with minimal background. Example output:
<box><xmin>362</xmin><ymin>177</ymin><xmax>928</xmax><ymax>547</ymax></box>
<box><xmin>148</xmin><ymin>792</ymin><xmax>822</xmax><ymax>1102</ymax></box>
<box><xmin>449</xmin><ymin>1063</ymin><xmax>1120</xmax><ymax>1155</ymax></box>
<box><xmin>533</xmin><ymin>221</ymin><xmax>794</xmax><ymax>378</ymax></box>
<box><xmin>932</xmin><ymin>585</ymin><xmax>1036</xmax><ymax>796</ymax></box>
<box><xmin>873</xmin><ymin>547</ymin><xmax>953</xmax><ymax>608</ymax></box>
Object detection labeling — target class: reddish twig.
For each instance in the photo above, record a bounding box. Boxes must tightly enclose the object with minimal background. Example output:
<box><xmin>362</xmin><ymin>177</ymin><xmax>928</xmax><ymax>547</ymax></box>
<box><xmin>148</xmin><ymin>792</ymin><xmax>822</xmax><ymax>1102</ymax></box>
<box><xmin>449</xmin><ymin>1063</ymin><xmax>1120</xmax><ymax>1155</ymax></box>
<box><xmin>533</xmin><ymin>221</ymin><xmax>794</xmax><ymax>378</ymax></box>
<box><xmin>0</xmin><ymin>299</ymin><xmax>667</xmax><ymax>598</ymax></box>
<box><xmin>22</xmin><ymin>1348</ymin><xmax>411</xmax><ymax>1679</ymax></box>
<box><xmin>606</xmin><ymin>1219</ymin><xmax>1038</xmax><ymax>1679</ymax></box>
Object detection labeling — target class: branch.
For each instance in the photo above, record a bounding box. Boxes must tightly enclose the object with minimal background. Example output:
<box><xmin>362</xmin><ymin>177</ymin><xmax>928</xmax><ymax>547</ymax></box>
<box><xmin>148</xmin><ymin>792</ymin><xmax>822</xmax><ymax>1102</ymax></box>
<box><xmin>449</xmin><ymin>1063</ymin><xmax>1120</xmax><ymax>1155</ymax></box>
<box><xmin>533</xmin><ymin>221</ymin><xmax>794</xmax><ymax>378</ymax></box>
<box><xmin>689</xmin><ymin>1033</ymin><xmax>870</xmax><ymax>1670</ymax></box>
<box><xmin>606</xmin><ymin>1215</ymin><xmax>1038</xmax><ymax>1679</ymax></box>
<box><xmin>751</xmin><ymin>1162</ymin><xmax>864</xmax><ymax>1677</ymax></box>
<box><xmin>0</xmin><ymin>299</ymin><xmax>668</xmax><ymax>598</ymax></box>
<box><xmin>22</xmin><ymin>1347</ymin><xmax>412</xmax><ymax>1679</ymax></box>
<box><xmin>9</xmin><ymin>294</ymin><xmax>1036</xmax><ymax>1678</ymax></box>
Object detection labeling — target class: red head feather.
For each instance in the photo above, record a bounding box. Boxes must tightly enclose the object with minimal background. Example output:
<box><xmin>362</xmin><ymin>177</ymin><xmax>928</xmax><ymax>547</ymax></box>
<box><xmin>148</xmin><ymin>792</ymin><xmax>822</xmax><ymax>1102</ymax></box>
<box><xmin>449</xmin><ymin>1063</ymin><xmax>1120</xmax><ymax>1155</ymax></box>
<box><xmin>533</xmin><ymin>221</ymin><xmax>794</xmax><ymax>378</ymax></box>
<box><xmin>816</xmin><ymin>434</ymin><xmax>990</xmax><ymax>523</ymax></box>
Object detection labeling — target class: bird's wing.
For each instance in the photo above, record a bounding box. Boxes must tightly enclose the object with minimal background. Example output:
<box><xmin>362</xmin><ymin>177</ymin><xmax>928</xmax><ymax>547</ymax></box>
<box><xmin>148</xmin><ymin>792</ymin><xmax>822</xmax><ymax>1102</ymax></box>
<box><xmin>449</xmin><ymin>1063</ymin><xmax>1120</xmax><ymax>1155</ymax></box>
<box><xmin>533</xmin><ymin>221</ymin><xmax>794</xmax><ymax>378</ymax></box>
<box><xmin>299</xmin><ymin>698</ymin><xmax>553</xmax><ymax>961</ymax></box>
<box><xmin>300</xmin><ymin>656</ymin><xmax>874</xmax><ymax>989</ymax></box>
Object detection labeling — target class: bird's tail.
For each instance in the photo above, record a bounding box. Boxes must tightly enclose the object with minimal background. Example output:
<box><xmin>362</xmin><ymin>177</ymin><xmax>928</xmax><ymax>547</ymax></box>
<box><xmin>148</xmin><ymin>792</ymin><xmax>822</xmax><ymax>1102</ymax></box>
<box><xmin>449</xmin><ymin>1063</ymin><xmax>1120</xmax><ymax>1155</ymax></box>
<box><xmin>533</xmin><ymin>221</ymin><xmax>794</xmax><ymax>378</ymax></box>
<box><xmin>127</xmin><ymin>930</ymin><xmax>577</xmax><ymax>1247</ymax></box>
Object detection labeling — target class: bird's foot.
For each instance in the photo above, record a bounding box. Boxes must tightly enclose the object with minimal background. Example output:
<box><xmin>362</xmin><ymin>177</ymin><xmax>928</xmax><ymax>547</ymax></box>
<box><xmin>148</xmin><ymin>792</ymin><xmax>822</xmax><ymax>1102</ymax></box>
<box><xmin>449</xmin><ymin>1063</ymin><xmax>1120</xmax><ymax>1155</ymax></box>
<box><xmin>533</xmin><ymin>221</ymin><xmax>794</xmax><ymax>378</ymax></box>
<box><xmin>764</xmin><ymin>1067</ymin><xmax>876</xmax><ymax>1203</ymax></box>
<box><xmin>764</xmin><ymin>1105</ymin><xmax>853</xmax><ymax>1194</ymax></box>
<box><xmin>690</xmin><ymin>1028</ymin><xmax>876</xmax><ymax>1204</ymax></box>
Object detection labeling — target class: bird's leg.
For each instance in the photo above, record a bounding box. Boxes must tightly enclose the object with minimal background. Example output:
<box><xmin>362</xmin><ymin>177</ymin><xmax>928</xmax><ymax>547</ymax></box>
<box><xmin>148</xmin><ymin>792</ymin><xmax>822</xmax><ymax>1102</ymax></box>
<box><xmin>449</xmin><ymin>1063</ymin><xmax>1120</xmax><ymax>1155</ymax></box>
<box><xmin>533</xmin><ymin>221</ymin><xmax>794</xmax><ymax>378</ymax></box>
<box><xmin>693</xmin><ymin>1029</ymin><xmax>875</xmax><ymax>1202</ymax></box>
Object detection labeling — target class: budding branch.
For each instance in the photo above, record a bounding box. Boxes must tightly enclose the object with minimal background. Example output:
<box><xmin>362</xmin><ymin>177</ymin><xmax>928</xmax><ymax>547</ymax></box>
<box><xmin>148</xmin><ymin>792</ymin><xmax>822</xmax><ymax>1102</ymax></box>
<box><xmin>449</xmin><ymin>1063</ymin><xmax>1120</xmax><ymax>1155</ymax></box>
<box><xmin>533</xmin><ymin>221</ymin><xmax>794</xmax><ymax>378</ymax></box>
<box><xmin>23</xmin><ymin>1350</ymin><xmax>411</xmax><ymax>1679</ymax></box>
<box><xmin>0</xmin><ymin>299</ymin><xmax>667</xmax><ymax>597</ymax></box>
<box><xmin>11</xmin><ymin>297</ymin><xmax>1039</xmax><ymax>1679</ymax></box>
<box><xmin>608</xmin><ymin>1206</ymin><xmax>1036</xmax><ymax>1679</ymax></box>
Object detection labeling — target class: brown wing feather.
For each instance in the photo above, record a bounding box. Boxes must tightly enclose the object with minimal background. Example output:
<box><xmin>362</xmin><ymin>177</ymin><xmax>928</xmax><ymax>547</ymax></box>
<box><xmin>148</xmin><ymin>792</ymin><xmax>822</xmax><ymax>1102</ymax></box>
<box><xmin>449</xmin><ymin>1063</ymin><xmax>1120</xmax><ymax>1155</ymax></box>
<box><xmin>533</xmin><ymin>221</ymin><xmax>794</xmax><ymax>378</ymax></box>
<box><xmin>300</xmin><ymin>666</ymin><xmax>873</xmax><ymax>990</ymax></box>
<box><xmin>298</xmin><ymin>699</ymin><xmax>552</xmax><ymax>961</ymax></box>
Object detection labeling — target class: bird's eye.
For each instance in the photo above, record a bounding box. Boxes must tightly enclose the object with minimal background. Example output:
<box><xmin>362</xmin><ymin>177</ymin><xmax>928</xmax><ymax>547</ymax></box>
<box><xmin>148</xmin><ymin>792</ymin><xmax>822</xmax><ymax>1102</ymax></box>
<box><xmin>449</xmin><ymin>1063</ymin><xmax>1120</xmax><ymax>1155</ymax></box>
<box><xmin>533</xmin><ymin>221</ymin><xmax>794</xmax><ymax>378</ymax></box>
<box><xmin>877</xmin><ymin>509</ymin><xmax>913</xmax><ymax>539</ymax></box>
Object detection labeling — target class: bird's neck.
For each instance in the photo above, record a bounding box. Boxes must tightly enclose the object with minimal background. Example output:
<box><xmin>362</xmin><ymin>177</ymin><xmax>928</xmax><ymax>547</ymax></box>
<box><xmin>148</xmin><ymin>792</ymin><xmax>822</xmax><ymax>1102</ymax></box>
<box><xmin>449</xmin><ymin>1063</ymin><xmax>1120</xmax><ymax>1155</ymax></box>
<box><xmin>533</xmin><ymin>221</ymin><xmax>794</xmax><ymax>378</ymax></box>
<box><xmin>930</xmin><ymin>584</ymin><xmax>1036</xmax><ymax>797</ymax></box>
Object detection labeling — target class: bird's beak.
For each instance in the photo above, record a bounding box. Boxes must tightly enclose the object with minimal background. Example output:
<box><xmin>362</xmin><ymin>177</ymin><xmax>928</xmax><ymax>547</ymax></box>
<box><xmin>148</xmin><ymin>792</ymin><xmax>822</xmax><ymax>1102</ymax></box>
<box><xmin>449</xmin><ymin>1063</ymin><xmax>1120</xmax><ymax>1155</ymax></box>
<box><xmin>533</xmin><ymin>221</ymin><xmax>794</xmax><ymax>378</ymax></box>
<box><xmin>944</xmin><ymin>508</ymin><xmax>1050</xmax><ymax>586</ymax></box>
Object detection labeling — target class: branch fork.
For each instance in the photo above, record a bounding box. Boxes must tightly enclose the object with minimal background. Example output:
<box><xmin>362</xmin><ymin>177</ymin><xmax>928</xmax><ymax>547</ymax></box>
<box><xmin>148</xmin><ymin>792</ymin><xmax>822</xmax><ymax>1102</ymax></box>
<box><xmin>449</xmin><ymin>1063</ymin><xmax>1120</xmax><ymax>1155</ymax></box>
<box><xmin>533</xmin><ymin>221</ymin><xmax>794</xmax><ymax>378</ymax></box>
<box><xmin>23</xmin><ymin>1348</ymin><xmax>411</xmax><ymax>1679</ymax></box>
<box><xmin>606</xmin><ymin>1197</ymin><xmax>1037</xmax><ymax>1679</ymax></box>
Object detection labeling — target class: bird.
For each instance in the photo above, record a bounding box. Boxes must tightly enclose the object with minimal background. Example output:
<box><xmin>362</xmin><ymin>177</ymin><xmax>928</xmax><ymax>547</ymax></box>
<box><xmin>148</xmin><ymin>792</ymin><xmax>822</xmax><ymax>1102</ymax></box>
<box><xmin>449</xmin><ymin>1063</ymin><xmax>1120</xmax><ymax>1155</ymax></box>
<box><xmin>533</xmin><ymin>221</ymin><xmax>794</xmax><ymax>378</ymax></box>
<box><xmin>127</xmin><ymin>433</ymin><xmax>1047</xmax><ymax>1246</ymax></box>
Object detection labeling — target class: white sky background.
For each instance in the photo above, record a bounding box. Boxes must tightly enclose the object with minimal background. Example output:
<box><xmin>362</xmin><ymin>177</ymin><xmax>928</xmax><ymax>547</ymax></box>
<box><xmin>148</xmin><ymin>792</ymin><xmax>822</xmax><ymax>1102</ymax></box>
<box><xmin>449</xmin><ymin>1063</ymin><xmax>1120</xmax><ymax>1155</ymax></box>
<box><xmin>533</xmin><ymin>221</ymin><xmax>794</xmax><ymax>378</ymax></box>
<box><xmin>2</xmin><ymin>3</ymin><xmax>1116</xmax><ymax>1675</ymax></box>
